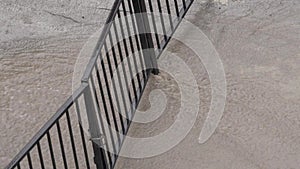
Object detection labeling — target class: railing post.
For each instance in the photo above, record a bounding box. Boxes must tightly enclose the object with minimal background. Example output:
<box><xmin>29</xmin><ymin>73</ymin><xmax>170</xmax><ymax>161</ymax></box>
<box><xmin>83</xmin><ymin>83</ymin><xmax>108</xmax><ymax>169</ymax></box>
<box><xmin>132</xmin><ymin>0</ymin><xmax>159</xmax><ymax>75</ymax></box>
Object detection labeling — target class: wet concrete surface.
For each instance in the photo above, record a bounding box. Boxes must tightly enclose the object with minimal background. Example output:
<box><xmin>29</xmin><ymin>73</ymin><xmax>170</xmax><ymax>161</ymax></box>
<box><xmin>1</xmin><ymin>0</ymin><xmax>300</xmax><ymax>168</ymax></box>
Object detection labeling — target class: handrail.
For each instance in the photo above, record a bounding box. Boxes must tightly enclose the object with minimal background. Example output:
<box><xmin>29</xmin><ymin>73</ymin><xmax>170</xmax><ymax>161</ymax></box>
<box><xmin>81</xmin><ymin>0</ymin><xmax>123</xmax><ymax>82</ymax></box>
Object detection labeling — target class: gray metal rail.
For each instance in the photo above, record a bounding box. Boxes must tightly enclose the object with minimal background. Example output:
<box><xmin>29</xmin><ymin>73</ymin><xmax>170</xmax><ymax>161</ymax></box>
<box><xmin>5</xmin><ymin>0</ymin><xmax>194</xmax><ymax>168</ymax></box>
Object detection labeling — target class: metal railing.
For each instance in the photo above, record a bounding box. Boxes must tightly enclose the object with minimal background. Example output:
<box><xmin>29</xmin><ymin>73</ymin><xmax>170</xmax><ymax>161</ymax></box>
<box><xmin>6</xmin><ymin>0</ymin><xmax>194</xmax><ymax>169</ymax></box>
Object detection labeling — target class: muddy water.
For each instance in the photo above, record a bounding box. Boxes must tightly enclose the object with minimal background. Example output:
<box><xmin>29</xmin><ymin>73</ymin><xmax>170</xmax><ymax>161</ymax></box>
<box><xmin>0</xmin><ymin>0</ymin><xmax>113</xmax><ymax>167</ymax></box>
<box><xmin>1</xmin><ymin>0</ymin><xmax>300</xmax><ymax>168</ymax></box>
<box><xmin>0</xmin><ymin>36</ymin><xmax>82</xmax><ymax>166</ymax></box>
<box><xmin>115</xmin><ymin>0</ymin><xmax>300</xmax><ymax>169</ymax></box>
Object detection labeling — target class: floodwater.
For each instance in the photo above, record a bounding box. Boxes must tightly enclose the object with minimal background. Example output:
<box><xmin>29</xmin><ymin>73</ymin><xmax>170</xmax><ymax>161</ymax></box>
<box><xmin>0</xmin><ymin>0</ymin><xmax>113</xmax><ymax>167</ymax></box>
<box><xmin>115</xmin><ymin>0</ymin><xmax>300</xmax><ymax>168</ymax></box>
<box><xmin>1</xmin><ymin>0</ymin><xmax>300</xmax><ymax>168</ymax></box>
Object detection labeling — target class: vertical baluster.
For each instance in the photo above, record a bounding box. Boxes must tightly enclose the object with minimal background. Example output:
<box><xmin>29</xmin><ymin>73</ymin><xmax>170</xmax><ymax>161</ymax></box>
<box><xmin>148</xmin><ymin>0</ymin><xmax>161</xmax><ymax>49</ymax></box>
<box><xmin>182</xmin><ymin>0</ymin><xmax>186</xmax><ymax>9</ymax></box>
<box><xmin>56</xmin><ymin>121</ymin><xmax>68</xmax><ymax>169</ymax></box>
<box><xmin>27</xmin><ymin>153</ymin><xmax>33</xmax><ymax>169</ymax></box>
<box><xmin>174</xmin><ymin>0</ymin><xmax>180</xmax><ymax>18</ymax></box>
<box><xmin>66</xmin><ymin>111</ymin><xmax>79</xmax><ymax>169</ymax></box>
<box><xmin>157</xmin><ymin>0</ymin><xmax>168</xmax><ymax>40</ymax></box>
<box><xmin>47</xmin><ymin>132</ymin><xmax>57</xmax><ymax>169</ymax></box>
<box><xmin>166</xmin><ymin>0</ymin><xmax>174</xmax><ymax>30</ymax></box>
<box><xmin>37</xmin><ymin>142</ymin><xmax>45</xmax><ymax>169</ymax></box>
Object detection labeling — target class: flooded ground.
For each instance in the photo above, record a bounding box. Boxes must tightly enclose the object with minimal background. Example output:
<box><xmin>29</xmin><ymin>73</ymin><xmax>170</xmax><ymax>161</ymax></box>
<box><xmin>0</xmin><ymin>0</ymin><xmax>113</xmax><ymax>167</ymax></box>
<box><xmin>1</xmin><ymin>0</ymin><xmax>300</xmax><ymax>168</ymax></box>
<box><xmin>115</xmin><ymin>0</ymin><xmax>300</xmax><ymax>168</ymax></box>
